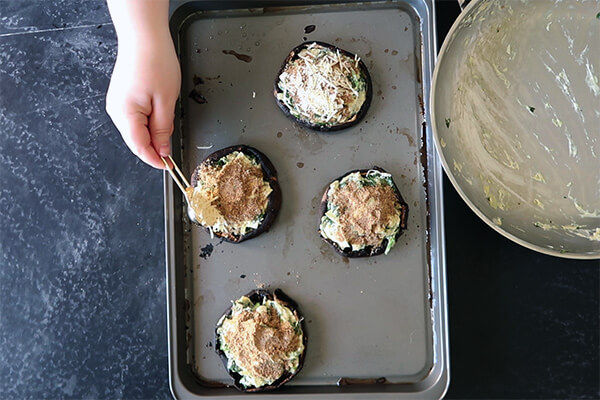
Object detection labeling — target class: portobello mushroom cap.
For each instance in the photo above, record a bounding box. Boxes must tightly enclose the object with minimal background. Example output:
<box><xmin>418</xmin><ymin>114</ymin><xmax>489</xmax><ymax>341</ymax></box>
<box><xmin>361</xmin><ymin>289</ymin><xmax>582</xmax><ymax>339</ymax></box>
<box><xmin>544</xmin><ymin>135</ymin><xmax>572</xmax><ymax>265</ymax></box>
<box><xmin>319</xmin><ymin>167</ymin><xmax>409</xmax><ymax>257</ymax></box>
<box><xmin>214</xmin><ymin>289</ymin><xmax>307</xmax><ymax>392</ymax></box>
<box><xmin>274</xmin><ymin>41</ymin><xmax>372</xmax><ymax>132</ymax></box>
<box><xmin>189</xmin><ymin>145</ymin><xmax>281</xmax><ymax>243</ymax></box>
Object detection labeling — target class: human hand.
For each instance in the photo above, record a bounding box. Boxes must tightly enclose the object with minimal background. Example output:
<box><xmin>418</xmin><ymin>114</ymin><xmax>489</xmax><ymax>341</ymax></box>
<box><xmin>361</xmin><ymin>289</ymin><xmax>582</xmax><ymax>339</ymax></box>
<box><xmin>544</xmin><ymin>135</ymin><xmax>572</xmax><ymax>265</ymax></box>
<box><xmin>106</xmin><ymin>28</ymin><xmax>181</xmax><ymax>169</ymax></box>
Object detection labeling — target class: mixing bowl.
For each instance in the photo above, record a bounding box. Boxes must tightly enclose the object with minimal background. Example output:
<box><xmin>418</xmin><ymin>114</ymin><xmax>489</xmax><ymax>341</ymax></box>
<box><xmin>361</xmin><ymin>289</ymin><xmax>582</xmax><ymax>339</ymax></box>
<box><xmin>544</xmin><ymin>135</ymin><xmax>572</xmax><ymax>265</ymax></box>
<box><xmin>432</xmin><ymin>0</ymin><xmax>600</xmax><ymax>258</ymax></box>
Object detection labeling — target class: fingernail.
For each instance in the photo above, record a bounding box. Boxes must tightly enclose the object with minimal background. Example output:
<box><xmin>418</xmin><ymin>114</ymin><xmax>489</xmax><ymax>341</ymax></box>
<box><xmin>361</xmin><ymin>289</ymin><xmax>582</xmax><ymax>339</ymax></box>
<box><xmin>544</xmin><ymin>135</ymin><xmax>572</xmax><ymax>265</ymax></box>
<box><xmin>159</xmin><ymin>144</ymin><xmax>171</xmax><ymax>156</ymax></box>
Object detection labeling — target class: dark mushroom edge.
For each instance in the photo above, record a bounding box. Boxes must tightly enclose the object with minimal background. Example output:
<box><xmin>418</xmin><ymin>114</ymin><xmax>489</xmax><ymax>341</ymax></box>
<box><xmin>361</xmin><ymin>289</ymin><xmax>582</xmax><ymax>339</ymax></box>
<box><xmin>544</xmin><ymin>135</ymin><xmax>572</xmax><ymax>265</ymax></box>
<box><xmin>189</xmin><ymin>145</ymin><xmax>281</xmax><ymax>243</ymax></box>
<box><xmin>214</xmin><ymin>289</ymin><xmax>308</xmax><ymax>392</ymax></box>
<box><xmin>319</xmin><ymin>167</ymin><xmax>409</xmax><ymax>257</ymax></box>
<box><xmin>273</xmin><ymin>41</ymin><xmax>372</xmax><ymax>132</ymax></box>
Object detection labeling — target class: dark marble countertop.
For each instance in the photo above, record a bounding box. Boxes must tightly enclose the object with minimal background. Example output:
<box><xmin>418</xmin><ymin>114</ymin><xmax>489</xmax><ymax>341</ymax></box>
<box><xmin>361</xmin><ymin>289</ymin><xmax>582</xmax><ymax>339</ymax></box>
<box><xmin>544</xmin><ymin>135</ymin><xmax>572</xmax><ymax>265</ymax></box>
<box><xmin>0</xmin><ymin>1</ymin><xmax>598</xmax><ymax>399</ymax></box>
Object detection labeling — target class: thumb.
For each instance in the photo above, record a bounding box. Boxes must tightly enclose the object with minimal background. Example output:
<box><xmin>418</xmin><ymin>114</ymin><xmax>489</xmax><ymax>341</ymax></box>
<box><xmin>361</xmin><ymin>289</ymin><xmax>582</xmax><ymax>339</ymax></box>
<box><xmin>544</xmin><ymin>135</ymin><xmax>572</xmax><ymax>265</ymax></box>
<box><xmin>149</xmin><ymin>96</ymin><xmax>175</xmax><ymax>157</ymax></box>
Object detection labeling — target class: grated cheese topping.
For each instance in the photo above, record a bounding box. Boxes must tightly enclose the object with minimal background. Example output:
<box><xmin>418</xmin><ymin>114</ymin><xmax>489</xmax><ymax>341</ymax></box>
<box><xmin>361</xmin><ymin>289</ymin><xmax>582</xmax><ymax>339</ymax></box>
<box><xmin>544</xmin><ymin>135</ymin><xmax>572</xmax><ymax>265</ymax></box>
<box><xmin>277</xmin><ymin>42</ymin><xmax>368</xmax><ymax>127</ymax></box>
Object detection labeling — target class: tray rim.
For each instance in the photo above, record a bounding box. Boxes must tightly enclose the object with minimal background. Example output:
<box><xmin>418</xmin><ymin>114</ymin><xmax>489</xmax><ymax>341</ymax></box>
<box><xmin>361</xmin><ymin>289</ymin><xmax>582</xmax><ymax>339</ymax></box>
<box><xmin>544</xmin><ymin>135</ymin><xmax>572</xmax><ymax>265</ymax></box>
<box><xmin>165</xmin><ymin>0</ymin><xmax>449</xmax><ymax>398</ymax></box>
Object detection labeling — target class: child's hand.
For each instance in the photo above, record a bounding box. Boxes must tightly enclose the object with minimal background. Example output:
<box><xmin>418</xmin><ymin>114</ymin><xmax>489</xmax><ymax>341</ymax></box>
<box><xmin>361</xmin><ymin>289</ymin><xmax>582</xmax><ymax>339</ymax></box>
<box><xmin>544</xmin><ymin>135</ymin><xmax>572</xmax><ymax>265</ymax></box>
<box><xmin>105</xmin><ymin>0</ymin><xmax>180</xmax><ymax>169</ymax></box>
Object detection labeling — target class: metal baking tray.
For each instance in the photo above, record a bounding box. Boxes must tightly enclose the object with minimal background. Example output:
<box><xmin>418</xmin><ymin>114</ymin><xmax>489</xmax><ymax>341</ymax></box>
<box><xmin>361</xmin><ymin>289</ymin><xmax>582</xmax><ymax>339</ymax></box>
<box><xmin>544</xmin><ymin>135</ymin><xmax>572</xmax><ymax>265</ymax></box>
<box><xmin>164</xmin><ymin>1</ymin><xmax>448</xmax><ymax>398</ymax></box>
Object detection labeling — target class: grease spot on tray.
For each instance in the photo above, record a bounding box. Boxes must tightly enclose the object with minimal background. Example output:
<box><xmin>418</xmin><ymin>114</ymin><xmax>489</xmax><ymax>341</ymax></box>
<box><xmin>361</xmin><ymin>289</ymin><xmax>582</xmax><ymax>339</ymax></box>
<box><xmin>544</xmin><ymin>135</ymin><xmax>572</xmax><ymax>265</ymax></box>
<box><xmin>394</xmin><ymin>127</ymin><xmax>416</xmax><ymax>147</ymax></box>
<box><xmin>309</xmin><ymin>195</ymin><xmax>320</xmax><ymax>216</ymax></box>
<box><xmin>222</xmin><ymin>49</ymin><xmax>252</xmax><ymax>63</ymax></box>
<box><xmin>199</xmin><ymin>243</ymin><xmax>214</xmax><ymax>259</ymax></box>
<box><xmin>189</xmin><ymin>75</ymin><xmax>208</xmax><ymax>104</ymax></box>
<box><xmin>294</xmin><ymin>127</ymin><xmax>326</xmax><ymax>152</ymax></box>
<box><xmin>318</xmin><ymin>241</ymin><xmax>341</xmax><ymax>264</ymax></box>
<box><xmin>192</xmin><ymin>75</ymin><xmax>204</xmax><ymax>85</ymax></box>
<box><xmin>417</xmin><ymin>94</ymin><xmax>424</xmax><ymax>115</ymax></box>
<box><xmin>338</xmin><ymin>377</ymin><xmax>388</xmax><ymax>386</ymax></box>
<box><xmin>304</xmin><ymin>24</ymin><xmax>316</xmax><ymax>34</ymax></box>
<box><xmin>189</xmin><ymin>89</ymin><xmax>207</xmax><ymax>104</ymax></box>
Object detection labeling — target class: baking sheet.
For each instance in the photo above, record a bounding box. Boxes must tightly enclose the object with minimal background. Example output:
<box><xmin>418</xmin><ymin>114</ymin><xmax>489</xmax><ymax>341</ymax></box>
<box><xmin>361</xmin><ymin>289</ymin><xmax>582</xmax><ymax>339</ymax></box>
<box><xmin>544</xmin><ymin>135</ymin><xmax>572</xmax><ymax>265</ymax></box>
<box><xmin>165</xmin><ymin>0</ymin><xmax>448</xmax><ymax>398</ymax></box>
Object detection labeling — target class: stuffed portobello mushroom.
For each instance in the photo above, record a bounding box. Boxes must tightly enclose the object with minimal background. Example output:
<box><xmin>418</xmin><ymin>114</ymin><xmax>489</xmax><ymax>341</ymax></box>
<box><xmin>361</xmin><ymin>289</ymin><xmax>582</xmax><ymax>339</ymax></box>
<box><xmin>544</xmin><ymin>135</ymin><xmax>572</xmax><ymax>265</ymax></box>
<box><xmin>215</xmin><ymin>289</ymin><xmax>307</xmax><ymax>392</ymax></box>
<box><xmin>186</xmin><ymin>145</ymin><xmax>281</xmax><ymax>243</ymax></box>
<box><xmin>274</xmin><ymin>41</ymin><xmax>372</xmax><ymax>131</ymax></box>
<box><xmin>319</xmin><ymin>167</ymin><xmax>409</xmax><ymax>257</ymax></box>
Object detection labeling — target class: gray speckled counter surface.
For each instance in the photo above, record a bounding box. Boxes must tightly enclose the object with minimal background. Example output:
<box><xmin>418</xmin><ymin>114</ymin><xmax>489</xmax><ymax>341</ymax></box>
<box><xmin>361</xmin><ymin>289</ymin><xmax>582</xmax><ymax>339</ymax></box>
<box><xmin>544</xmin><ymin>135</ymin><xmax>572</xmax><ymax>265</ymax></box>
<box><xmin>0</xmin><ymin>1</ymin><xmax>169</xmax><ymax>398</ymax></box>
<box><xmin>1</xmin><ymin>1</ymin><xmax>598</xmax><ymax>399</ymax></box>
